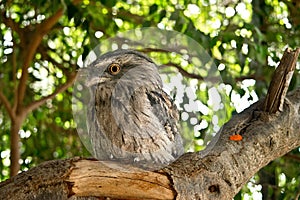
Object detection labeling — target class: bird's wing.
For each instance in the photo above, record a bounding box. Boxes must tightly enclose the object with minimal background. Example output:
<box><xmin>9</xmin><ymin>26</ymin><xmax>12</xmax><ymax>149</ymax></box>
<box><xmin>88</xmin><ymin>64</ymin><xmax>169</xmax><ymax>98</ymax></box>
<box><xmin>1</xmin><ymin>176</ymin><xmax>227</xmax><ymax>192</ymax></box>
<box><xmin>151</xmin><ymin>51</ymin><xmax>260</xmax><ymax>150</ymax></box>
<box><xmin>145</xmin><ymin>89</ymin><xmax>184</xmax><ymax>156</ymax></box>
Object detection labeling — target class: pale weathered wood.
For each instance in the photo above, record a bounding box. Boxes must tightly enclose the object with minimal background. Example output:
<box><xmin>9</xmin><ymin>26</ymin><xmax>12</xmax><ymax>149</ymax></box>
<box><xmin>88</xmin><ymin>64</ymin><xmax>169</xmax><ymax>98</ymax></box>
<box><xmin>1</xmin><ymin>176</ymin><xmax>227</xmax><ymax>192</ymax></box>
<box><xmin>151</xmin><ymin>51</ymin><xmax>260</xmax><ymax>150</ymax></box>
<box><xmin>68</xmin><ymin>160</ymin><xmax>174</xmax><ymax>199</ymax></box>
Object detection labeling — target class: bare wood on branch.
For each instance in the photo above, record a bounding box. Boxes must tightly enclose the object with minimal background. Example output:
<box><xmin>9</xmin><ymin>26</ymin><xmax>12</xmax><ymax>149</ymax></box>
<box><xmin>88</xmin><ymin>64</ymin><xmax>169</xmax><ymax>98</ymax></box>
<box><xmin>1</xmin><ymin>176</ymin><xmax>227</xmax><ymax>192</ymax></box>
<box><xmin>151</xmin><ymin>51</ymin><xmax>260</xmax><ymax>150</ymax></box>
<box><xmin>68</xmin><ymin>160</ymin><xmax>175</xmax><ymax>199</ymax></box>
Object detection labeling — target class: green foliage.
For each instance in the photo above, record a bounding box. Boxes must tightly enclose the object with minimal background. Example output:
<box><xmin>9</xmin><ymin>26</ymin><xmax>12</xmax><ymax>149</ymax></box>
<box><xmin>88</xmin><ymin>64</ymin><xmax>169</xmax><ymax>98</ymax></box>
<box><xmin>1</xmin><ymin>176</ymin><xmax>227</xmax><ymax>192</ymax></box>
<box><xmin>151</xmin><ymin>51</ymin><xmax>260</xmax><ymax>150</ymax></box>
<box><xmin>0</xmin><ymin>0</ymin><xmax>300</xmax><ymax>198</ymax></box>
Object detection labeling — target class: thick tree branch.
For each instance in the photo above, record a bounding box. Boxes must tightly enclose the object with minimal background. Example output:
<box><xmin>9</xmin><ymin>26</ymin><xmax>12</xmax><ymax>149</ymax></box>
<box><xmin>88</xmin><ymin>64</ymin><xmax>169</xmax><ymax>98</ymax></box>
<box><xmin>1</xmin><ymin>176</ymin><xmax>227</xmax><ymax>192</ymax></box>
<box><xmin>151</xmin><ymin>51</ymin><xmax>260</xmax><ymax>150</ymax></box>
<box><xmin>165</xmin><ymin>88</ymin><xmax>300</xmax><ymax>199</ymax></box>
<box><xmin>68</xmin><ymin>160</ymin><xmax>174</xmax><ymax>199</ymax></box>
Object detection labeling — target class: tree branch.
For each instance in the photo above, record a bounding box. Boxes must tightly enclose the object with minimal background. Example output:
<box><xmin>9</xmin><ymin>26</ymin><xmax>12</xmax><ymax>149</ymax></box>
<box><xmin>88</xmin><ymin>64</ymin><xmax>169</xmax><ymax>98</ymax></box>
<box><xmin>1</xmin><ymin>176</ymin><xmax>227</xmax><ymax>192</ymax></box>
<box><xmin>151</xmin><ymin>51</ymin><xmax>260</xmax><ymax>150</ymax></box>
<box><xmin>263</xmin><ymin>48</ymin><xmax>300</xmax><ymax>113</ymax></box>
<box><xmin>164</xmin><ymin>87</ymin><xmax>300</xmax><ymax>199</ymax></box>
<box><xmin>0</xmin><ymin>10</ymin><xmax>23</xmax><ymax>36</ymax></box>
<box><xmin>24</xmin><ymin>72</ymin><xmax>77</xmax><ymax>114</ymax></box>
<box><xmin>284</xmin><ymin>153</ymin><xmax>300</xmax><ymax>162</ymax></box>
<box><xmin>36</xmin><ymin>8</ymin><xmax>64</xmax><ymax>34</ymax></box>
<box><xmin>37</xmin><ymin>45</ymin><xmax>77</xmax><ymax>74</ymax></box>
<box><xmin>15</xmin><ymin>8</ymin><xmax>64</xmax><ymax>112</ymax></box>
<box><xmin>68</xmin><ymin>160</ymin><xmax>174</xmax><ymax>199</ymax></box>
<box><xmin>0</xmin><ymin>91</ymin><xmax>14</xmax><ymax>119</ymax></box>
<box><xmin>161</xmin><ymin>62</ymin><xmax>204</xmax><ymax>81</ymax></box>
<box><xmin>115</xmin><ymin>9</ymin><xmax>145</xmax><ymax>24</ymax></box>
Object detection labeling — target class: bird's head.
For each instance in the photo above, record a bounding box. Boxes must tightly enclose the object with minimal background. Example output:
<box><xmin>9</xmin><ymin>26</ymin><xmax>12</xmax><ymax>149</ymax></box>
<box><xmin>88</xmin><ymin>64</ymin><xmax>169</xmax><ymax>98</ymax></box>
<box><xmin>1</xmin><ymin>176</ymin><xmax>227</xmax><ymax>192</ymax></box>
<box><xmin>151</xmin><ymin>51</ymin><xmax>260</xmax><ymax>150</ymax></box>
<box><xmin>85</xmin><ymin>49</ymin><xmax>162</xmax><ymax>90</ymax></box>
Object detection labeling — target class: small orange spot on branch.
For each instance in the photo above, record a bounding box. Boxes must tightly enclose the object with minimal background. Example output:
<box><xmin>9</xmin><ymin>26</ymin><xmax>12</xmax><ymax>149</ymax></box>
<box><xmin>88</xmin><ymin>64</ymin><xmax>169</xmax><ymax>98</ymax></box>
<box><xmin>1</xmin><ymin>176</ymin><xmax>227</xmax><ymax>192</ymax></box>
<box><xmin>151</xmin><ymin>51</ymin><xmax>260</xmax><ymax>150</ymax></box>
<box><xmin>229</xmin><ymin>134</ymin><xmax>243</xmax><ymax>141</ymax></box>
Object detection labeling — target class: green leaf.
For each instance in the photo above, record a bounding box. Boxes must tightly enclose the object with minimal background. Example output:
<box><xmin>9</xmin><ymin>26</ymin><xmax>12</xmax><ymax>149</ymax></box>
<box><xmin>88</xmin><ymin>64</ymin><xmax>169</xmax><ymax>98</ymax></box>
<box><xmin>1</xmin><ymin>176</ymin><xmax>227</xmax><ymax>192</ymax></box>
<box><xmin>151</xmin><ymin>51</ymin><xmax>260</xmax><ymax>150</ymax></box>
<box><xmin>149</xmin><ymin>4</ymin><xmax>158</xmax><ymax>15</ymax></box>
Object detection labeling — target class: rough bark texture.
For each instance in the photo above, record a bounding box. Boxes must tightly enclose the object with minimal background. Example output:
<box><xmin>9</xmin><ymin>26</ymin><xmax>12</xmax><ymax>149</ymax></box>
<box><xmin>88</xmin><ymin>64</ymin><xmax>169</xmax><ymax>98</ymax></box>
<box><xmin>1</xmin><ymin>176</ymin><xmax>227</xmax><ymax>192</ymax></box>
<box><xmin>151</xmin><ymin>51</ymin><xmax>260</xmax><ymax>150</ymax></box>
<box><xmin>0</xmin><ymin>158</ymin><xmax>74</xmax><ymax>199</ymax></box>
<box><xmin>165</xmin><ymin>88</ymin><xmax>300</xmax><ymax>199</ymax></box>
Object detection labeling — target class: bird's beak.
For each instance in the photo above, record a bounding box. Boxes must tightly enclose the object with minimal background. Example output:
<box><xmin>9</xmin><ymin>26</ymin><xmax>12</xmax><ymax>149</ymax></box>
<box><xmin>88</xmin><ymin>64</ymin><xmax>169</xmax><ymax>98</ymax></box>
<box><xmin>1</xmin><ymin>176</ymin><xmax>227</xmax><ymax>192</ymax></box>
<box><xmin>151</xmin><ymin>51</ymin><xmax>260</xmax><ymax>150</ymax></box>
<box><xmin>85</xmin><ymin>77</ymin><xmax>110</xmax><ymax>87</ymax></box>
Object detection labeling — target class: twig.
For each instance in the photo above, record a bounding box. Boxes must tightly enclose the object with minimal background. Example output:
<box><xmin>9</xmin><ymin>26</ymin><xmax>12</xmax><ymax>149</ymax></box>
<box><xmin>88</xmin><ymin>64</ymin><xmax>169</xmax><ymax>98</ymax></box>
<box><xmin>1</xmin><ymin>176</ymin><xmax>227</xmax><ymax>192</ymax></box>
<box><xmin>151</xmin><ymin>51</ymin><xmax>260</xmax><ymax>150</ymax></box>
<box><xmin>37</xmin><ymin>45</ymin><xmax>77</xmax><ymax>74</ymax></box>
<box><xmin>0</xmin><ymin>10</ymin><xmax>23</xmax><ymax>36</ymax></box>
<box><xmin>161</xmin><ymin>62</ymin><xmax>204</xmax><ymax>81</ymax></box>
<box><xmin>24</xmin><ymin>72</ymin><xmax>77</xmax><ymax>114</ymax></box>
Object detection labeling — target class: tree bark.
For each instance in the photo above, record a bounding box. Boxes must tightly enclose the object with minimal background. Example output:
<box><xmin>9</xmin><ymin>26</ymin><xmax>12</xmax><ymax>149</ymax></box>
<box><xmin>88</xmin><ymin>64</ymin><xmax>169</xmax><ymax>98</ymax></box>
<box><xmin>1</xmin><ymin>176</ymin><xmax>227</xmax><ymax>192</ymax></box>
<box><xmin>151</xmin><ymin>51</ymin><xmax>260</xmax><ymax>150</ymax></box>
<box><xmin>9</xmin><ymin>117</ymin><xmax>23</xmax><ymax>177</ymax></box>
<box><xmin>164</xmin><ymin>89</ymin><xmax>300</xmax><ymax>199</ymax></box>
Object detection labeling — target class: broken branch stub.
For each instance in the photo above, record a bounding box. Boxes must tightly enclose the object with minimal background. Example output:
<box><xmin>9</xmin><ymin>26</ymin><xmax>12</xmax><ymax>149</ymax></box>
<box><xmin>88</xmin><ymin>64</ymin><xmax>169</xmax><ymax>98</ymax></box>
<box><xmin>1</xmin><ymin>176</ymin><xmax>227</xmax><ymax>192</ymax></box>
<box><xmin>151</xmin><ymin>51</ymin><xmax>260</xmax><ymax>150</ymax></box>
<box><xmin>263</xmin><ymin>48</ymin><xmax>300</xmax><ymax>113</ymax></box>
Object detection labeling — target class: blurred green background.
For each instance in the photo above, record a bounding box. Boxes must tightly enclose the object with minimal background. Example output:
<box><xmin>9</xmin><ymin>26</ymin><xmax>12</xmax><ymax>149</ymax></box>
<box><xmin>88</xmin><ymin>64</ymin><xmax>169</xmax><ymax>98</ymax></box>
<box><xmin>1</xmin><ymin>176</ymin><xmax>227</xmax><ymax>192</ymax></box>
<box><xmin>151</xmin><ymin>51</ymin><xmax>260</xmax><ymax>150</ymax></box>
<box><xmin>0</xmin><ymin>0</ymin><xmax>300</xmax><ymax>199</ymax></box>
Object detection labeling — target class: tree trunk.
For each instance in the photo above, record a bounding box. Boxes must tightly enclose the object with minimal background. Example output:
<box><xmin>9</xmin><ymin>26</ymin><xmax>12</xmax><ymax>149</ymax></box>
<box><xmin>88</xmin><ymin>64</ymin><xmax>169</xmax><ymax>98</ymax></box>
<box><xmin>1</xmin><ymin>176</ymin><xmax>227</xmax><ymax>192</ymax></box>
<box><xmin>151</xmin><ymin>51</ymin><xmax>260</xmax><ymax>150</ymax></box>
<box><xmin>10</xmin><ymin>117</ymin><xmax>22</xmax><ymax>177</ymax></box>
<box><xmin>1</xmin><ymin>5</ymin><xmax>65</xmax><ymax>178</ymax></box>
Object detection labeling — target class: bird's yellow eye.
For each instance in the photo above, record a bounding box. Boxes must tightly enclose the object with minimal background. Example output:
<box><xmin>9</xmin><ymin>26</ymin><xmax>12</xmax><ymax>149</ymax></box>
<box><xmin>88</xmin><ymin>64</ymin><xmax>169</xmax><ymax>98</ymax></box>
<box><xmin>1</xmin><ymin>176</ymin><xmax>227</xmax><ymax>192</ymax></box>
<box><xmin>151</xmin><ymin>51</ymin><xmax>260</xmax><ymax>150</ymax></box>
<box><xmin>108</xmin><ymin>63</ymin><xmax>121</xmax><ymax>75</ymax></box>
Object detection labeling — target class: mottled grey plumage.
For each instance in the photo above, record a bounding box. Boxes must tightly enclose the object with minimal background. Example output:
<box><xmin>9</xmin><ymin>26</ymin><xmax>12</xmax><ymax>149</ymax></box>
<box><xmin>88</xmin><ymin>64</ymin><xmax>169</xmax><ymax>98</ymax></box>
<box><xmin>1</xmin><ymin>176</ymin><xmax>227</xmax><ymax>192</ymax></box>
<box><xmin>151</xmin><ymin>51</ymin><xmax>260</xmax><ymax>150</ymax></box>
<box><xmin>86</xmin><ymin>49</ymin><xmax>183</xmax><ymax>169</ymax></box>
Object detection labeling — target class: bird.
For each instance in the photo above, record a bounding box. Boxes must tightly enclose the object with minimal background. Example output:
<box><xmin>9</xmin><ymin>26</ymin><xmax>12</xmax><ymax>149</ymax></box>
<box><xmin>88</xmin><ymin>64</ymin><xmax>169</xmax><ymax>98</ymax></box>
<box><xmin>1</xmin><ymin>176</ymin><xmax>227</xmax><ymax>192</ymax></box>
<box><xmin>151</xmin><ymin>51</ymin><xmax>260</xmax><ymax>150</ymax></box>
<box><xmin>85</xmin><ymin>49</ymin><xmax>184</xmax><ymax>169</ymax></box>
